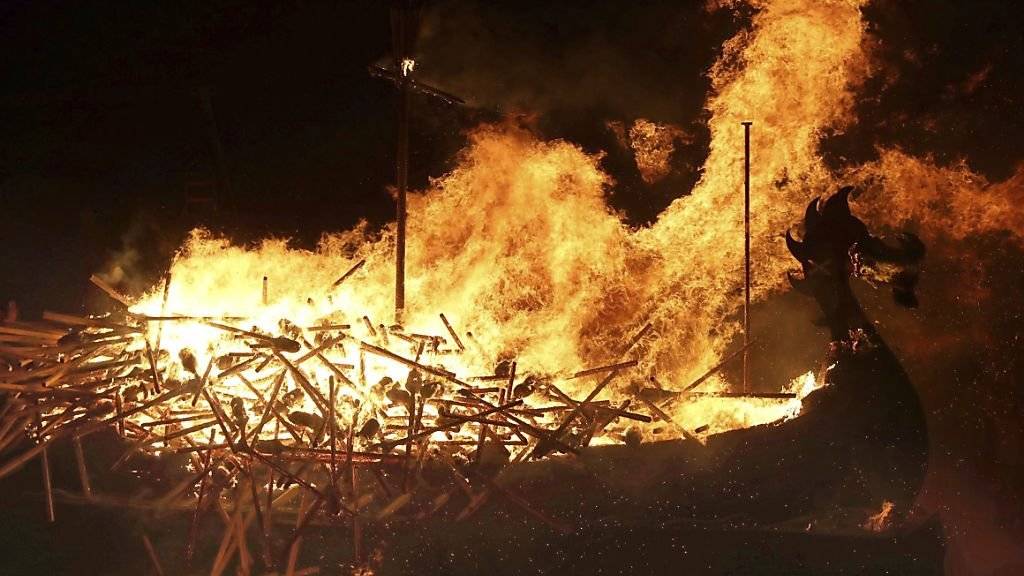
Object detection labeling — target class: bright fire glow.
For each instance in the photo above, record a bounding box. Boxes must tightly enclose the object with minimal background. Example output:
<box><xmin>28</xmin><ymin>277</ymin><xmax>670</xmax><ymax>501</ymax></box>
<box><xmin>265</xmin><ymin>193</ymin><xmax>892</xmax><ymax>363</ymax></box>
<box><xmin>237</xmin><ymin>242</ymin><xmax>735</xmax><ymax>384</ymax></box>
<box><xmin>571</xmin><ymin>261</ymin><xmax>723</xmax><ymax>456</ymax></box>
<box><xmin>862</xmin><ymin>500</ymin><xmax>895</xmax><ymax>532</ymax></box>
<box><xmin>117</xmin><ymin>0</ymin><xmax>1023</xmax><ymax>450</ymax></box>
<box><xmin>119</xmin><ymin>0</ymin><xmax>880</xmax><ymax>448</ymax></box>
<box><xmin>401</xmin><ymin>58</ymin><xmax>416</xmax><ymax>77</ymax></box>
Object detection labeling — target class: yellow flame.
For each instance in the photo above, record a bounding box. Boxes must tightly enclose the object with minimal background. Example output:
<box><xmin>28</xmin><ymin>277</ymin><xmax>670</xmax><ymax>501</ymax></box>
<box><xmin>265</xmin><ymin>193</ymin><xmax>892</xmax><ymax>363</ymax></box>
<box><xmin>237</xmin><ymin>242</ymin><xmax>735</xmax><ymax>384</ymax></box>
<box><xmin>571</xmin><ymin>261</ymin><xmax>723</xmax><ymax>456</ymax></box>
<box><xmin>401</xmin><ymin>58</ymin><xmax>416</xmax><ymax>77</ymax></box>
<box><xmin>848</xmin><ymin>150</ymin><xmax>1024</xmax><ymax>245</ymax></box>
<box><xmin>135</xmin><ymin>0</ymin><xmax>999</xmax><ymax>447</ymax></box>
<box><xmin>862</xmin><ymin>500</ymin><xmax>895</xmax><ymax>532</ymax></box>
<box><xmin>628</xmin><ymin>119</ymin><xmax>689</xmax><ymax>183</ymax></box>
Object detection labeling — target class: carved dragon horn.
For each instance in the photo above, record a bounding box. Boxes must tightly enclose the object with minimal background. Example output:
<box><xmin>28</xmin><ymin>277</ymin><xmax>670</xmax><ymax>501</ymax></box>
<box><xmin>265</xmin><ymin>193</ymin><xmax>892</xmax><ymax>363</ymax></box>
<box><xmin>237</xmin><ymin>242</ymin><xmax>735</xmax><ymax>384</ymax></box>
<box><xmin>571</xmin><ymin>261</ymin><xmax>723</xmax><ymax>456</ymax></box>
<box><xmin>786</xmin><ymin>229</ymin><xmax>810</xmax><ymax>264</ymax></box>
<box><xmin>803</xmin><ymin>197</ymin><xmax>821</xmax><ymax>230</ymax></box>
<box><xmin>820</xmin><ymin>186</ymin><xmax>853</xmax><ymax>220</ymax></box>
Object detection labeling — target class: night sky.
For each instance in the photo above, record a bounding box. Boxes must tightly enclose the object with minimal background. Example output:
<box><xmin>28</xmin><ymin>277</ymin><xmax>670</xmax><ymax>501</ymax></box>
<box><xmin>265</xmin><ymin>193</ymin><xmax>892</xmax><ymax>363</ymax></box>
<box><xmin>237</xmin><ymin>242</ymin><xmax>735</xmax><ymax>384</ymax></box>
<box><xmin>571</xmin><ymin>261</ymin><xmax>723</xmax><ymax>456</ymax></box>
<box><xmin>2</xmin><ymin>1</ymin><xmax>1023</xmax><ymax>574</ymax></box>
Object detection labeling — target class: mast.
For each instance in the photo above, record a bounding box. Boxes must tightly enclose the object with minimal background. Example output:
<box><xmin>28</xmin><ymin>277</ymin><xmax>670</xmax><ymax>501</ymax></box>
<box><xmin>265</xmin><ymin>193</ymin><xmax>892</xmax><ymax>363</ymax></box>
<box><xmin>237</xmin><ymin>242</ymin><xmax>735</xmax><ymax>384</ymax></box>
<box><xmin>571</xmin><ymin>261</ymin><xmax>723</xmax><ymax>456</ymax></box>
<box><xmin>377</xmin><ymin>1</ymin><xmax>463</xmax><ymax>324</ymax></box>
<box><xmin>390</xmin><ymin>1</ymin><xmax>421</xmax><ymax>325</ymax></box>
<box><xmin>742</xmin><ymin>121</ymin><xmax>752</xmax><ymax>392</ymax></box>
<box><xmin>198</xmin><ymin>86</ymin><xmax>229</xmax><ymax>203</ymax></box>
<box><xmin>395</xmin><ymin>70</ymin><xmax>409</xmax><ymax>324</ymax></box>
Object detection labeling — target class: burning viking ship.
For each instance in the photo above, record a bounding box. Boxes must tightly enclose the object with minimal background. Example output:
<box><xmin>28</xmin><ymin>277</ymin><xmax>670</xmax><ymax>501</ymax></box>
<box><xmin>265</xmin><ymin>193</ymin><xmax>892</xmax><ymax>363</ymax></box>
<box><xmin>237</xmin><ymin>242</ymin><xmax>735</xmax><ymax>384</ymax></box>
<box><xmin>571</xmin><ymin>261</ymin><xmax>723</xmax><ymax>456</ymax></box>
<box><xmin>0</xmin><ymin>187</ymin><xmax>933</xmax><ymax>574</ymax></box>
<box><xmin>372</xmin><ymin>187</ymin><xmax>931</xmax><ymax>574</ymax></box>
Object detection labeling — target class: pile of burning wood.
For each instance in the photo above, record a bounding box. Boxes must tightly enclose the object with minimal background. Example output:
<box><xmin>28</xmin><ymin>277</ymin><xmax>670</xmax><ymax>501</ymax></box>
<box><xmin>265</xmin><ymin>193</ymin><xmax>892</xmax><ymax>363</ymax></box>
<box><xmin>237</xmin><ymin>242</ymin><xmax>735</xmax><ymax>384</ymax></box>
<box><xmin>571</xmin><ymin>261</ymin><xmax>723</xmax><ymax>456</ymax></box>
<box><xmin>2</xmin><ymin>271</ymin><xmax>788</xmax><ymax>573</ymax></box>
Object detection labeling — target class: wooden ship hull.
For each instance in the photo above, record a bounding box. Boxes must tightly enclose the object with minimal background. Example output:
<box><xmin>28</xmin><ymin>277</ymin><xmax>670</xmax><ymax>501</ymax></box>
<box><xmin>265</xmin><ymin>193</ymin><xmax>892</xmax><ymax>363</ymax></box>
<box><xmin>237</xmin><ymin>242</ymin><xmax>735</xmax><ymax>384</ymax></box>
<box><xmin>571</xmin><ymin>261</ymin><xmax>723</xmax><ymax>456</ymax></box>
<box><xmin>363</xmin><ymin>341</ymin><xmax>932</xmax><ymax>574</ymax></box>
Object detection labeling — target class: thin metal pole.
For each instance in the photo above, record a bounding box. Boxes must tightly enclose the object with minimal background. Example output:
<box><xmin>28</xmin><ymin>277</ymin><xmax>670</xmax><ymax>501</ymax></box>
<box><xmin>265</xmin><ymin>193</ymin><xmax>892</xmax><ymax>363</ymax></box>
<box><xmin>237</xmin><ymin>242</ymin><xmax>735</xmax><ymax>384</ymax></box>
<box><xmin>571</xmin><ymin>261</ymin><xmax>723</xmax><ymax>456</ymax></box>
<box><xmin>741</xmin><ymin>121</ymin><xmax>752</xmax><ymax>392</ymax></box>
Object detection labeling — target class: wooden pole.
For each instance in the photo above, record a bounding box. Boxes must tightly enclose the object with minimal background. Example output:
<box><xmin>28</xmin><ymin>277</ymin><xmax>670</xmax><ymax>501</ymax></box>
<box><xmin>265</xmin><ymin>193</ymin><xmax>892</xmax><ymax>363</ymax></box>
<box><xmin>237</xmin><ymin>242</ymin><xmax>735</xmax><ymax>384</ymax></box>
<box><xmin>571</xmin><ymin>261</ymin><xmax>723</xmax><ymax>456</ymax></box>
<box><xmin>390</xmin><ymin>1</ymin><xmax>422</xmax><ymax>325</ymax></box>
<box><xmin>328</xmin><ymin>376</ymin><xmax>337</xmax><ymax>486</ymax></box>
<box><xmin>378</xmin><ymin>3</ymin><xmax>464</xmax><ymax>323</ymax></box>
<box><xmin>198</xmin><ymin>86</ymin><xmax>229</xmax><ymax>203</ymax></box>
<box><xmin>395</xmin><ymin>68</ymin><xmax>410</xmax><ymax>324</ymax></box>
<box><xmin>41</xmin><ymin>444</ymin><xmax>55</xmax><ymax>522</ymax></box>
<box><xmin>154</xmin><ymin>272</ymin><xmax>171</xmax><ymax>355</ymax></box>
<box><xmin>72</xmin><ymin>436</ymin><xmax>93</xmax><ymax>499</ymax></box>
<box><xmin>142</xmin><ymin>532</ymin><xmax>165</xmax><ymax>576</ymax></box>
<box><xmin>741</xmin><ymin>121</ymin><xmax>752</xmax><ymax>393</ymax></box>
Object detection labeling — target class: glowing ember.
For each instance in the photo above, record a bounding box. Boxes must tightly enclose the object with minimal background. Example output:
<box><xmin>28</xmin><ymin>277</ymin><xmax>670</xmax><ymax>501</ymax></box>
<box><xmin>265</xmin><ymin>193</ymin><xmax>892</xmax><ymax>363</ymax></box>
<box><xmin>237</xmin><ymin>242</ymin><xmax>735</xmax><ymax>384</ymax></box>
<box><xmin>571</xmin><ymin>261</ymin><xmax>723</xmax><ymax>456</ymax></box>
<box><xmin>400</xmin><ymin>58</ymin><xmax>416</xmax><ymax>77</ymax></box>
<box><xmin>863</xmin><ymin>500</ymin><xmax>895</xmax><ymax>532</ymax></box>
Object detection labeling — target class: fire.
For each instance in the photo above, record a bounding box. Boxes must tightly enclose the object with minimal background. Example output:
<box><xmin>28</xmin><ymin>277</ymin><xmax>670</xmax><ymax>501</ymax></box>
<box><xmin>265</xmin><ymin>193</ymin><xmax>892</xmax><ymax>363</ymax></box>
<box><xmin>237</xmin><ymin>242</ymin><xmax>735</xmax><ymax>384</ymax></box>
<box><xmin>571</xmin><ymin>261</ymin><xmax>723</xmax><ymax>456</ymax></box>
<box><xmin>111</xmin><ymin>0</ymin><xmax>1023</xmax><ymax>450</ymax></box>
<box><xmin>123</xmin><ymin>0</ymin><xmax>881</xmax><ymax>447</ymax></box>
<box><xmin>670</xmin><ymin>369</ymin><xmax>820</xmax><ymax>438</ymax></box>
<box><xmin>848</xmin><ymin>150</ymin><xmax>1024</xmax><ymax>245</ymax></box>
<box><xmin>400</xmin><ymin>58</ymin><xmax>416</xmax><ymax>77</ymax></box>
<box><xmin>128</xmin><ymin>116</ymin><xmax>828</xmax><ymax>449</ymax></box>
<box><xmin>607</xmin><ymin>118</ymin><xmax>690</xmax><ymax>184</ymax></box>
<box><xmin>862</xmin><ymin>500</ymin><xmax>895</xmax><ymax>532</ymax></box>
<box><xmin>4</xmin><ymin>3</ymin><xmax>1021</xmax><ymax>573</ymax></box>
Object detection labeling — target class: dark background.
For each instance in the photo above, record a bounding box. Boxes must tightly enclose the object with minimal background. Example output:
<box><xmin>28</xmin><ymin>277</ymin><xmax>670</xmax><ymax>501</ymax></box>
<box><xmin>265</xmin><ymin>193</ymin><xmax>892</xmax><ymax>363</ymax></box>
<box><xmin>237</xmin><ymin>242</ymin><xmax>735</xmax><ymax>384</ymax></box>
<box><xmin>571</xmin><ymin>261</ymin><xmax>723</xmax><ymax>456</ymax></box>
<box><xmin>1</xmin><ymin>1</ymin><xmax>1023</xmax><ymax>574</ymax></box>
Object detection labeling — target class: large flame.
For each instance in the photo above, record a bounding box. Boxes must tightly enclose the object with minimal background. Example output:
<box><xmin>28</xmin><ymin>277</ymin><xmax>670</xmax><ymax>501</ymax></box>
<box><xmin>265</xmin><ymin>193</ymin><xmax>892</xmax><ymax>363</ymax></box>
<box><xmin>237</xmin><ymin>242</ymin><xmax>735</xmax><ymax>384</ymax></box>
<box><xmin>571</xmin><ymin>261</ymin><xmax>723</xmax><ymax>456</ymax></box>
<box><xmin>133</xmin><ymin>122</ymin><xmax>815</xmax><ymax>443</ymax></box>
<box><xmin>126</xmin><ymin>0</ymin><xmax>873</xmax><ymax>443</ymax></box>
<box><xmin>126</xmin><ymin>0</ymin><xmax>1021</xmax><ymax>448</ymax></box>
<box><xmin>849</xmin><ymin>149</ymin><xmax>1024</xmax><ymax>245</ymax></box>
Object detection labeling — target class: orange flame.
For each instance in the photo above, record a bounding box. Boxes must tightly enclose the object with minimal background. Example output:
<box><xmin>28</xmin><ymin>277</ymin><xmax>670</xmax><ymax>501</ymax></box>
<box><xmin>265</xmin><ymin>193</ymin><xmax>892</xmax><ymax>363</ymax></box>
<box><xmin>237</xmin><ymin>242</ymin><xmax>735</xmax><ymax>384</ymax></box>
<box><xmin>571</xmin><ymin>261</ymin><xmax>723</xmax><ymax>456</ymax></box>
<box><xmin>126</xmin><ymin>0</ymin><xmax>1022</xmax><ymax>446</ymax></box>
<box><xmin>863</xmin><ymin>500</ymin><xmax>895</xmax><ymax>532</ymax></box>
<box><xmin>614</xmin><ymin>118</ymin><xmax>691</xmax><ymax>184</ymax></box>
<box><xmin>125</xmin><ymin>0</ymin><xmax>876</xmax><ymax>442</ymax></box>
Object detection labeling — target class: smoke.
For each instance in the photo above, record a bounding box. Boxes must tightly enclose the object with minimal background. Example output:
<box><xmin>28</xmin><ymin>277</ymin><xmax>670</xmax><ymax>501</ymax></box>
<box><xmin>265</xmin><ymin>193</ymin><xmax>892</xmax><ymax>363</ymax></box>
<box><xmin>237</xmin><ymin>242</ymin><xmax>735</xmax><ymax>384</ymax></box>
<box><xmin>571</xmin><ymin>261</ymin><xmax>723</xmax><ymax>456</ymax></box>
<box><xmin>94</xmin><ymin>210</ymin><xmax>189</xmax><ymax>308</ymax></box>
<box><xmin>415</xmin><ymin>1</ymin><xmax>728</xmax><ymax>124</ymax></box>
<box><xmin>413</xmin><ymin>0</ymin><xmax>738</xmax><ymax>223</ymax></box>
<box><xmin>825</xmin><ymin>0</ymin><xmax>1024</xmax><ymax>182</ymax></box>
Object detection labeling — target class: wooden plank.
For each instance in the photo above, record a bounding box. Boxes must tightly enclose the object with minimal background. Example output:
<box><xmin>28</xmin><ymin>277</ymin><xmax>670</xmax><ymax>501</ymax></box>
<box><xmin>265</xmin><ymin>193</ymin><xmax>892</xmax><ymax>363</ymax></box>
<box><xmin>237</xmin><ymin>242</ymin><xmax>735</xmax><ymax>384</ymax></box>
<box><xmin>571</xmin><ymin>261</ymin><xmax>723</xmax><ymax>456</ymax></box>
<box><xmin>571</xmin><ymin>358</ymin><xmax>638</xmax><ymax>379</ymax></box>
<box><xmin>331</xmin><ymin>259</ymin><xmax>365</xmax><ymax>288</ymax></box>
<box><xmin>439</xmin><ymin>313</ymin><xmax>465</xmax><ymax>351</ymax></box>
<box><xmin>89</xmin><ymin>274</ymin><xmax>132</xmax><ymax>306</ymax></box>
<box><xmin>682</xmin><ymin>339</ymin><xmax>759</xmax><ymax>393</ymax></box>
